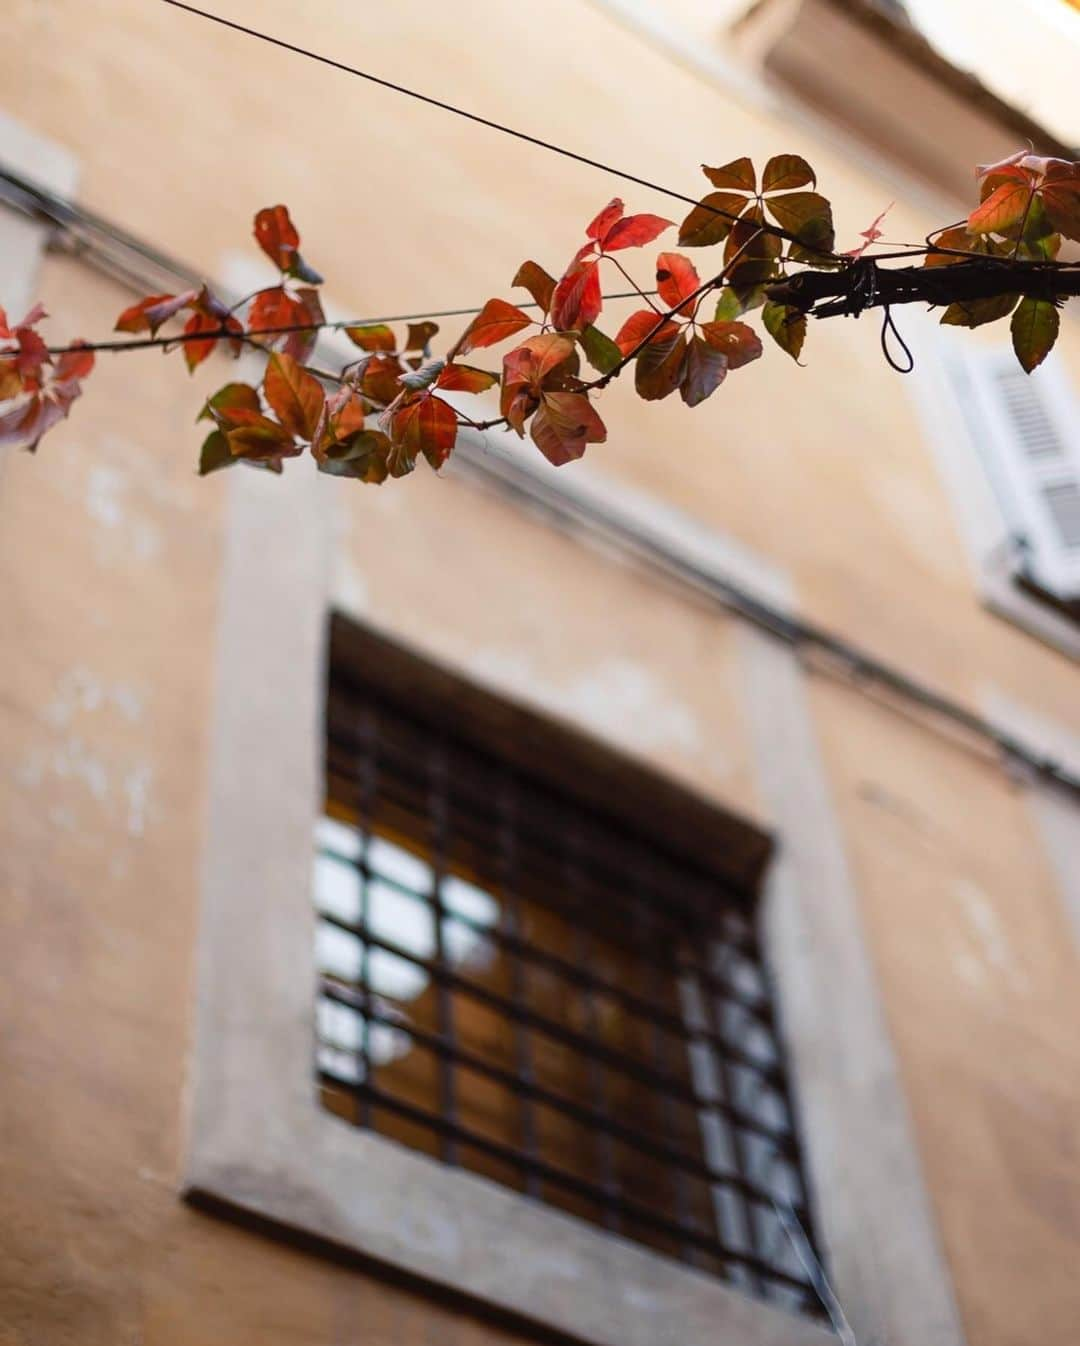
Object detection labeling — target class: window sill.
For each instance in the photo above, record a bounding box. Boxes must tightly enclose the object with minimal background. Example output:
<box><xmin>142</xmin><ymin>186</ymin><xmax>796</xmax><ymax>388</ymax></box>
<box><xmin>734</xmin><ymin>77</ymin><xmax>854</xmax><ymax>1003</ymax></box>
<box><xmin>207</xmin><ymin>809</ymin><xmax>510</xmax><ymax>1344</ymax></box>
<box><xmin>980</xmin><ymin>569</ymin><xmax>1080</xmax><ymax>664</ymax></box>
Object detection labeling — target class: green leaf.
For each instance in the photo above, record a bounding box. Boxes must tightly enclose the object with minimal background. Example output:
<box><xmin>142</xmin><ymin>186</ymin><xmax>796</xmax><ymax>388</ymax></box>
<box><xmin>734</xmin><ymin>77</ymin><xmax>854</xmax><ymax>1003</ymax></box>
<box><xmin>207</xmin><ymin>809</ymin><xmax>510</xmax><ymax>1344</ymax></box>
<box><xmin>761</xmin><ymin>154</ymin><xmax>816</xmax><ymax>193</ymax></box>
<box><xmin>1010</xmin><ymin>297</ymin><xmax>1060</xmax><ymax>373</ymax></box>
<box><xmin>677</xmin><ymin>192</ymin><xmax>747</xmax><ymax>248</ymax></box>
<box><xmin>317</xmin><ymin>428</ymin><xmax>392</xmax><ymax>482</ymax></box>
<box><xmin>940</xmin><ymin>293</ymin><xmax>1019</xmax><ymax>328</ymax></box>
<box><xmin>762</xmin><ymin>192</ymin><xmax>835</xmax><ymax>251</ymax></box>
<box><xmin>713</xmin><ymin>288</ymin><xmax>745</xmax><ymax>321</ymax></box>
<box><xmin>580</xmin><ymin>324</ymin><xmax>622</xmax><ymax>375</ymax></box>
<box><xmin>702</xmin><ymin>157</ymin><xmax>756</xmax><ymax>193</ymax></box>
<box><xmin>762</xmin><ymin>302</ymin><xmax>806</xmax><ymax>361</ymax></box>
<box><xmin>197</xmin><ymin>429</ymin><xmax>237</xmax><ymax>476</ymax></box>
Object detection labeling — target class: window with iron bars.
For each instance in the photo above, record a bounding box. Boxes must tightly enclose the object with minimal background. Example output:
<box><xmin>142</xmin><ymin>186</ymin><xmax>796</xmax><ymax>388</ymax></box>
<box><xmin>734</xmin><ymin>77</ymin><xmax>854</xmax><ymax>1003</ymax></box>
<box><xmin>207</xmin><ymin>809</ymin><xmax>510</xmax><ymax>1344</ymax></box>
<box><xmin>314</xmin><ymin>622</ymin><xmax>826</xmax><ymax>1321</ymax></box>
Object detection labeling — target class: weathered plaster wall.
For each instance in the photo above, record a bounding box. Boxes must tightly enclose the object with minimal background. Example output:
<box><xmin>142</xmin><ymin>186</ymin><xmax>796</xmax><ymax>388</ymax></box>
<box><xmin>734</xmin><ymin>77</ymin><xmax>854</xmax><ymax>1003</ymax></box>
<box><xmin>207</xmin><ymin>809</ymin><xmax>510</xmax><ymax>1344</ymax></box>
<box><xmin>2</xmin><ymin>3</ymin><xmax>1080</xmax><ymax>1345</ymax></box>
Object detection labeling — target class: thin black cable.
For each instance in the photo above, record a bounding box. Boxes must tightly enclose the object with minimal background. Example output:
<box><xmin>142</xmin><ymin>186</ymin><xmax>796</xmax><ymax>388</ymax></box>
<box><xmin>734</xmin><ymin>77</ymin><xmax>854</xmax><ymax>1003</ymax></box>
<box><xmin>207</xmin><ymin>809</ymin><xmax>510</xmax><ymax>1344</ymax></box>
<box><xmin>879</xmin><ymin>304</ymin><xmax>914</xmax><ymax>373</ymax></box>
<box><xmin>157</xmin><ymin>0</ymin><xmax>832</xmax><ymax>257</ymax></box>
<box><xmin>43</xmin><ymin>291</ymin><xmax>656</xmax><ymax>357</ymax></box>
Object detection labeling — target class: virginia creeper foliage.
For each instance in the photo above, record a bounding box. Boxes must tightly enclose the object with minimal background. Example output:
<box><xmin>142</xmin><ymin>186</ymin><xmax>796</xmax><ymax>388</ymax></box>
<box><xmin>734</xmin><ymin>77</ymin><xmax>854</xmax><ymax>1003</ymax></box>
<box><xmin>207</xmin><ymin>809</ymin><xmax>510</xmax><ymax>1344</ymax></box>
<box><xmin>2</xmin><ymin>150</ymin><xmax>1078</xmax><ymax>475</ymax></box>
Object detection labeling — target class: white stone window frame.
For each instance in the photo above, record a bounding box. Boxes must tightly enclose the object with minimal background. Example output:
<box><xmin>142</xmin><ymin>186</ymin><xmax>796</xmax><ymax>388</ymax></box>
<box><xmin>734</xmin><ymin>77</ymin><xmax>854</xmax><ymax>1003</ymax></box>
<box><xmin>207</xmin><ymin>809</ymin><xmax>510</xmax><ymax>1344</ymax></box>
<box><xmin>909</xmin><ymin>314</ymin><xmax>1080</xmax><ymax>661</ymax></box>
<box><xmin>186</xmin><ymin>442</ymin><xmax>964</xmax><ymax>1346</ymax></box>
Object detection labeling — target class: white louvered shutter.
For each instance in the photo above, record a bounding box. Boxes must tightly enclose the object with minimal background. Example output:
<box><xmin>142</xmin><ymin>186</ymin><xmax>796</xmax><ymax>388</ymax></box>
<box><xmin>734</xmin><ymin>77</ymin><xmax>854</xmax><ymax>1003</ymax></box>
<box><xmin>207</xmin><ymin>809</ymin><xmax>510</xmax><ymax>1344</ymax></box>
<box><xmin>963</xmin><ymin>348</ymin><xmax>1080</xmax><ymax>598</ymax></box>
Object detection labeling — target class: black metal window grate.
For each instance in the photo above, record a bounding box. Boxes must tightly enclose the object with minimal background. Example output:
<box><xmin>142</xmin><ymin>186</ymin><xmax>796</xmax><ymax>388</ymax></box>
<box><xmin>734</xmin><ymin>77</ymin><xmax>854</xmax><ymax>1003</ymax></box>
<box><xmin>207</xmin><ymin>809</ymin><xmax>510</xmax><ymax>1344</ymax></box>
<box><xmin>315</xmin><ymin>667</ymin><xmax>826</xmax><ymax>1321</ymax></box>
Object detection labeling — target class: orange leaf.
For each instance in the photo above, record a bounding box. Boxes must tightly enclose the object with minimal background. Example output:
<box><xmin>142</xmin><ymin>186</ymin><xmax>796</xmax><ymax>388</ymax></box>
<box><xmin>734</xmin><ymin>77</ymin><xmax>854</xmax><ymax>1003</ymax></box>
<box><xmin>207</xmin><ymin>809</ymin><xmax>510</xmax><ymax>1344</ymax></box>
<box><xmin>500</xmin><ymin>334</ymin><xmax>578</xmax><ymax>433</ymax></box>
<box><xmin>512</xmin><ymin>261</ymin><xmax>556</xmax><ymax>313</ymax></box>
<box><xmin>530</xmin><ymin>391</ymin><xmax>606</xmax><ymax>466</ymax></box>
<box><xmin>54</xmin><ymin>342</ymin><xmax>95</xmax><ymax>384</ymax></box>
<box><xmin>263</xmin><ymin>352</ymin><xmax>324</xmax><ymax>440</ymax></box>
<box><xmin>450</xmin><ymin>297</ymin><xmax>533</xmax><ymax>357</ymax></box>
<box><xmin>436</xmin><ymin>363</ymin><xmax>499</xmax><ymax>394</ymax></box>
<box><xmin>967</xmin><ymin>180</ymin><xmax>1033</xmax><ymax>235</ymax></box>
<box><xmin>359</xmin><ymin>353</ymin><xmax>406</xmax><ymax>406</ymax></box>
<box><xmin>346</xmin><ymin>324</ymin><xmax>396</xmax><ymax>352</ymax></box>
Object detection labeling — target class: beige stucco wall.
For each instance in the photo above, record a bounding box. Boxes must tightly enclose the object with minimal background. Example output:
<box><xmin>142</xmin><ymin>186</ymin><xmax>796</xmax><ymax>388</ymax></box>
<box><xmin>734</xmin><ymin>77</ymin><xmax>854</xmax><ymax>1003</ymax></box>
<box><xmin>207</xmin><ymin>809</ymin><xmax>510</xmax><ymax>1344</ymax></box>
<box><xmin>3</xmin><ymin>3</ymin><xmax>1080</xmax><ymax>1344</ymax></box>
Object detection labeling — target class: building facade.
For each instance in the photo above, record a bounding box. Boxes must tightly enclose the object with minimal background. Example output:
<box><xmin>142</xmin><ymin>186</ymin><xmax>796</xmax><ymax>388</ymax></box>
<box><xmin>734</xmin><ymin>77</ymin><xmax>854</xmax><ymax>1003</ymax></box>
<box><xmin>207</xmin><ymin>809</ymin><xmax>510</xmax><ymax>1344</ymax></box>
<box><xmin>2</xmin><ymin>4</ymin><xmax>1079</xmax><ymax>1345</ymax></box>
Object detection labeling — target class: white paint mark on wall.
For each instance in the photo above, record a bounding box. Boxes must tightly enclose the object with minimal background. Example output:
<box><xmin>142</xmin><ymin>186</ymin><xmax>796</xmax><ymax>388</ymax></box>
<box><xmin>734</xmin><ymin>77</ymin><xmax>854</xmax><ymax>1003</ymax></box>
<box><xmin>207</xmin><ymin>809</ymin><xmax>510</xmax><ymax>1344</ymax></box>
<box><xmin>953</xmin><ymin>878</ymin><xmax>1030</xmax><ymax>995</ymax></box>
<box><xmin>84</xmin><ymin>462</ymin><xmax>162</xmax><ymax>562</ymax></box>
<box><xmin>124</xmin><ymin>763</ymin><xmax>153</xmax><ymax>837</ymax></box>
<box><xmin>467</xmin><ymin>649</ymin><xmax>704</xmax><ymax>760</ymax></box>
<box><xmin>44</xmin><ymin>666</ymin><xmax>143</xmax><ymax>729</ymax></box>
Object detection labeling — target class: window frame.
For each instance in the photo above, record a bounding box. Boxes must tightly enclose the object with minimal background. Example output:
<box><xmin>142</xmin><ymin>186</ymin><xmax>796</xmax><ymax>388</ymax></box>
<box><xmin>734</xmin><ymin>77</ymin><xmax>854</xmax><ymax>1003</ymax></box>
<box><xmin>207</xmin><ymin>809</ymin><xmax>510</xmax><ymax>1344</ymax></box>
<box><xmin>909</xmin><ymin>314</ymin><xmax>1080</xmax><ymax>660</ymax></box>
<box><xmin>185</xmin><ymin>453</ymin><xmax>962</xmax><ymax>1346</ymax></box>
<box><xmin>313</xmin><ymin>625</ymin><xmax>824</xmax><ymax>1313</ymax></box>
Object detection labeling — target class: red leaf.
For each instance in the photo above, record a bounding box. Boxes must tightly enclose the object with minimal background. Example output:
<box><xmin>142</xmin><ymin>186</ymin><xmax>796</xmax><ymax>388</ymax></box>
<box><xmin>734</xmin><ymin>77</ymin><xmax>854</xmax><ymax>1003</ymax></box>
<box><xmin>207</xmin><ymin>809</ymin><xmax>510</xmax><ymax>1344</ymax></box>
<box><xmin>182</xmin><ymin>309</ymin><xmax>243</xmax><ymax>372</ymax></box>
<box><xmin>587</xmin><ymin>199</ymin><xmax>625</xmax><ymax>243</ymax></box>
<box><xmin>967</xmin><ymin>180</ymin><xmax>1033</xmax><ymax>235</ymax></box>
<box><xmin>54</xmin><ymin>342</ymin><xmax>95</xmax><ymax>384</ymax></box>
<box><xmin>13</xmin><ymin>325</ymin><xmax>50</xmax><ymax>381</ymax></box>
<box><xmin>601</xmin><ymin>213</ymin><xmax>673</xmax><ymax>252</ymax></box>
<box><xmin>613</xmin><ymin>309</ymin><xmax>680</xmax><ymax>356</ymax></box>
<box><xmin>0</xmin><ymin>380</ymin><xmax>81</xmax><ymax>453</ymax></box>
<box><xmin>114</xmin><ymin>290</ymin><xmax>198</xmax><ymax>335</ymax></box>
<box><xmin>655</xmin><ymin>253</ymin><xmax>701</xmax><ymax>313</ymax></box>
<box><xmin>1039</xmin><ymin>168</ymin><xmax>1080</xmax><ymax>243</ymax></box>
<box><xmin>450</xmin><ymin>298</ymin><xmax>533</xmax><ymax>357</ymax></box>
<box><xmin>700</xmin><ymin>320</ymin><xmax>763</xmax><ymax>370</ymax></box>
<box><xmin>254</xmin><ymin>205</ymin><xmax>301</xmax><ymax>271</ymax></box>
<box><xmin>530</xmin><ymin>391</ymin><xmax>606</xmax><ymax>466</ymax></box>
<box><xmin>388</xmin><ymin>393</ymin><xmax>459</xmax><ymax>471</ymax></box>
<box><xmin>500</xmin><ymin>334</ymin><xmax>578</xmax><ymax>434</ymax></box>
<box><xmin>550</xmin><ymin>260</ymin><xmax>602</xmax><ymax>332</ymax></box>
<box><xmin>436</xmin><ymin>363</ymin><xmax>499</xmax><ymax>394</ymax></box>
<box><xmin>263</xmin><ymin>351</ymin><xmax>324</xmax><ymax>440</ymax></box>
<box><xmin>842</xmin><ymin>203</ymin><xmax>893</xmax><ymax>259</ymax></box>
<box><xmin>247</xmin><ymin>287</ymin><xmax>314</xmax><ymax>348</ymax></box>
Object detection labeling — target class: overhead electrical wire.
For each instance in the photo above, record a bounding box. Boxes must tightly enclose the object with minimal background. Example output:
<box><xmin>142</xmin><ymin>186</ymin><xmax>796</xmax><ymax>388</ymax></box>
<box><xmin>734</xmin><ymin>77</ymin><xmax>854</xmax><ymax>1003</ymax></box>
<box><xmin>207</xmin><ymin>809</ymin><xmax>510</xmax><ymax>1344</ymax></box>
<box><xmin>157</xmin><ymin>0</ymin><xmax>826</xmax><ymax>255</ymax></box>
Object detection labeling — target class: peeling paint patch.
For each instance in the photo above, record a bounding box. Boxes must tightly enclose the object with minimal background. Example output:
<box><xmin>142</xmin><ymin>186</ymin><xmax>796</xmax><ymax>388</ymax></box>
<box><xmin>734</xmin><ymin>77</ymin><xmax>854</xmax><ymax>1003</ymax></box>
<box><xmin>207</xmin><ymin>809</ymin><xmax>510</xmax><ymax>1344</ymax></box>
<box><xmin>44</xmin><ymin>667</ymin><xmax>143</xmax><ymax>729</ymax></box>
<box><xmin>467</xmin><ymin>649</ymin><xmax>704</xmax><ymax>759</ymax></box>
